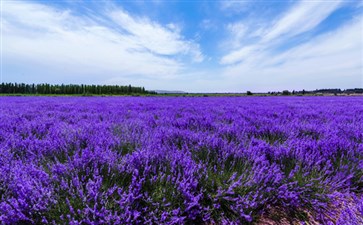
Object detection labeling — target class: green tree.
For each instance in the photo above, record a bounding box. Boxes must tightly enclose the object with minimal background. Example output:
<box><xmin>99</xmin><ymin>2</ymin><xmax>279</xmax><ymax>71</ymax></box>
<box><xmin>282</xmin><ymin>90</ymin><xmax>290</xmax><ymax>96</ymax></box>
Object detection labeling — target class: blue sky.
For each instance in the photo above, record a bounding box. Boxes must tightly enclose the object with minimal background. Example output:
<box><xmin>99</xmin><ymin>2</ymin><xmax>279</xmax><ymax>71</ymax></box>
<box><xmin>2</xmin><ymin>0</ymin><xmax>362</xmax><ymax>92</ymax></box>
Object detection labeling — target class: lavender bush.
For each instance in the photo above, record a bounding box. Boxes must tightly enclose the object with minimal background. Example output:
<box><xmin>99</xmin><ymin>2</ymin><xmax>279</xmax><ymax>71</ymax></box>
<box><xmin>0</xmin><ymin>96</ymin><xmax>362</xmax><ymax>224</ymax></box>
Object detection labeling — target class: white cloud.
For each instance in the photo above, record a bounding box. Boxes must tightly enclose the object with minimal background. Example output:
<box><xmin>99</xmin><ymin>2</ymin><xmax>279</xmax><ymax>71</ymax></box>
<box><xmin>222</xmin><ymin>17</ymin><xmax>363</xmax><ymax>91</ymax></box>
<box><xmin>109</xmin><ymin>9</ymin><xmax>197</xmax><ymax>57</ymax></box>
<box><xmin>225</xmin><ymin>22</ymin><xmax>247</xmax><ymax>47</ymax></box>
<box><xmin>220</xmin><ymin>45</ymin><xmax>258</xmax><ymax>65</ymax></box>
<box><xmin>2</xmin><ymin>1</ymin><xmax>203</xmax><ymax>86</ymax></box>
<box><xmin>221</xmin><ymin>0</ymin><xmax>346</xmax><ymax>65</ymax></box>
<box><xmin>263</xmin><ymin>0</ymin><xmax>344</xmax><ymax>42</ymax></box>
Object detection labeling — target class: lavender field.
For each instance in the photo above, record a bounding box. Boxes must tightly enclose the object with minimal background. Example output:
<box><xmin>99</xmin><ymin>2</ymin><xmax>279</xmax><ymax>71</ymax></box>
<box><xmin>0</xmin><ymin>96</ymin><xmax>362</xmax><ymax>224</ymax></box>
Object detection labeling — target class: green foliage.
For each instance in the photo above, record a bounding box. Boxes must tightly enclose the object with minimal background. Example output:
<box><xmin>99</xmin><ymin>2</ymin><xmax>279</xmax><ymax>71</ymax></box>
<box><xmin>282</xmin><ymin>90</ymin><xmax>290</xmax><ymax>95</ymax></box>
<box><xmin>0</xmin><ymin>82</ymin><xmax>155</xmax><ymax>95</ymax></box>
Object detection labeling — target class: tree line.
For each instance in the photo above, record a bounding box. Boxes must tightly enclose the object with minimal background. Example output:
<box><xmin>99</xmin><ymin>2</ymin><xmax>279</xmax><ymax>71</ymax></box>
<box><xmin>254</xmin><ymin>88</ymin><xmax>363</xmax><ymax>96</ymax></box>
<box><xmin>0</xmin><ymin>83</ymin><xmax>156</xmax><ymax>95</ymax></box>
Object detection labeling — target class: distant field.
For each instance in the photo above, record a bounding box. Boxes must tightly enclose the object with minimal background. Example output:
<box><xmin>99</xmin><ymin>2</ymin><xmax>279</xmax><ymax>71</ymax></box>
<box><xmin>1</xmin><ymin>92</ymin><xmax>362</xmax><ymax>97</ymax></box>
<box><xmin>0</xmin><ymin>96</ymin><xmax>362</xmax><ymax>224</ymax></box>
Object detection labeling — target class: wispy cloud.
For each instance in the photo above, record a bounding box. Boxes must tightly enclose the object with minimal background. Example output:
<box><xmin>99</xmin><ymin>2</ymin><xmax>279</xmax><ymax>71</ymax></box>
<box><xmin>221</xmin><ymin>0</ymin><xmax>345</xmax><ymax>65</ymax></box>
<box><xmin>222</xmin><ymin>17</ymin><xmax>363</xmax><ymax>91</ymax></box>
<box><xmin>262</xmin><ymin>0</ymin><xmax>344</xmax><ymax>42</ymax></box>
<box><xmin>109</xmin><ymin>8</ymin><xmax>202</xmax><ymax>60</ymax></box>
<box><xmin>2</xmin><ymin>1</ymin><xmax>203</xmax><ymax>85</ymax></box>
<box><xmin>225</xmin><ymin>22</ymin><xmax>247</xmax><ymax>48</ymax></box>
<box><xmin>220</xmin><ymin>46</ymin><xmax>258</xmax><ymax>65</ymax></box>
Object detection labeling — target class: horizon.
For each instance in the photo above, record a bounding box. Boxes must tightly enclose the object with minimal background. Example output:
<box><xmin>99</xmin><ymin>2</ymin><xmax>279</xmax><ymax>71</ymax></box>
<box><xmin>1</xmin><ymin>81</ymin><xmax>362</xmax><ymax>94</ymax></box>
<box><xmin>2</xmin><ymin>0</ymin><xmax>363</xmax><ymax>92</ymax></box>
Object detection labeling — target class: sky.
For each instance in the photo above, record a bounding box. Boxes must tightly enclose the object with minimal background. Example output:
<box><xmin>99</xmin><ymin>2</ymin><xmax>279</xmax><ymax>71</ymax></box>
<box><xmin>2</xmin><ymin>0</ymin><xmax>363</xmax><ymax>92</ymax></box>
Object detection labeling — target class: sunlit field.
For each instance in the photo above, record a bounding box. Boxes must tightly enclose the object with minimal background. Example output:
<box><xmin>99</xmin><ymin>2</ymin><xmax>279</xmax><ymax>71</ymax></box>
<box><xmin>1</xmin><ymin>96</ymin><xmax>362</xmax><ymax>224</ymax></box>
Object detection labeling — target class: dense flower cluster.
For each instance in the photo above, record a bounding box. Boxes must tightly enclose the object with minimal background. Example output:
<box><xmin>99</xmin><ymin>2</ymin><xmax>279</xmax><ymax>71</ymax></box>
<box><xmin>0</xmin><ymin>96</ymin><xmax>362</xmax><ymax>224</ymax></box>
